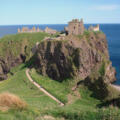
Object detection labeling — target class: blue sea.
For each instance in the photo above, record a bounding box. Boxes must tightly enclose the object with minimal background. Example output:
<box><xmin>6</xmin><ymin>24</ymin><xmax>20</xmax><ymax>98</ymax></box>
<box><xmin>0</xmin><ymin>24</ymin><xmax>120</xmax><ymax>84</ymax></box>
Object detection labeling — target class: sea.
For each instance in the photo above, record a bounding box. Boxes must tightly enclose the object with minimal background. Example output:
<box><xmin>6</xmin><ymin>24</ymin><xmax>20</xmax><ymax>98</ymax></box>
<box><xmin>0</xmin><ymin>24</ymin><xmax>120</xmax><ymax>84</ymax></box>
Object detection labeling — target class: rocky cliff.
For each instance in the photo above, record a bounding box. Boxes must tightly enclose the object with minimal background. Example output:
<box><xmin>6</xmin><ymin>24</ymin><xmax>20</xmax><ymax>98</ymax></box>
<box><xmin>34</xmin><ymin>31</ymin><xmax>116</xmax><ymax>84</ymax></box>
<box><xmin>0</xmin><ymin>54</ymin><xmax>25</xmax><ymax>80</ymax></box>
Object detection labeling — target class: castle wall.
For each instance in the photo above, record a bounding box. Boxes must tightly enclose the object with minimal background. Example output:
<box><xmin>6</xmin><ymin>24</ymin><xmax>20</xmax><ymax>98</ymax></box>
<box><xmin>78</xmin><ymin>21</ymin><xmax>84</xmax><ymax>35</ymax></box>
<box><xmin>44</xmin><ymin>27</ymin><xmax>57</xmax><ymax>35</ymax></box>
<box><xmin>93</xmin><ymin>25</ymin><xmax>99</xmax><ymax>31</ymax></box>
<box><xmin>88</xmin><ymin>25</ymin><xmax>100</xmax><ymax>32</ymax></box>
<box><xmin>18</xmin><ymin>26</ymin><xmax>57</xmax><ymax>35</ymax></box>
<box><xmin>67</xmin><ymin>19</ymin><xmax>85</xmax><ymax>35</ymax></box>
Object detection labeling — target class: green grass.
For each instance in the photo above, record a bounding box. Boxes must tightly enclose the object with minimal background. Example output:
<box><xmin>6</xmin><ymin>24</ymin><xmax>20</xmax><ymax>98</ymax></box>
<box><xmin>0</xmin><ymin>64</ymin><xmax>58</xmax><ymax>120</ymax></box>
<box><xmin>99</xmin><ymin>62</ymin><xmax>105</xmax><ymax>76</ymax></box>
<box><xmin>0</xmin><ymin>64</ymin><xmax>120</xmax><ymax>120</ymax></box>
<box><xmin>0</xmin><ymin>32</ymin><xmax>49</xmax><ymax>60</ymax></box>
<box><xmin>30</xmin><ymin>69</ymin><xmax>70</xmax><ymax>103</ymax></box>
<box><xmin>29</xmin><ymin>69</ymin><xmax>120</xmax><ymax>120</ymax></box>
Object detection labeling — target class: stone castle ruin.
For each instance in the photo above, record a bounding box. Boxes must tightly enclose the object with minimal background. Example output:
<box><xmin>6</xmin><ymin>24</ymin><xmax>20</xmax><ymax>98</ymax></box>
<box><xmin>65</xmin><ymin>19</ymin><xmax>85</xmax><ymax>35</ymax></box>
<box><xmin>18</xmin><ymin>27</ymin><xmax>43</xmax><ymax>33</ymax></box>
<box><xmin>44</xmin><ymin>27</ymin><xmax>57</xmax><ymax>34</ymax></box>
<box><xmin>18</xmin><ymin>19</ymin><xmax>100</xmax><ymax>37</ymax></box>
<box><xmin>18</xmin><ymin>26</ymin><xmax>57</xmax><ymax>35</ymax></box>
<box><xmin>88</xmin><ymin>24</ymin><xmax>100</xmax><ymax>32</ymax></box>
<box><xmin>31</xmin><ymin>19</ymin><xmax>101</xmax><ymax>53</ymax></box>
<box><xmin>64</xmin><ymin>19</ymin><xmax>100</xmax><ymax>35</ymax></box>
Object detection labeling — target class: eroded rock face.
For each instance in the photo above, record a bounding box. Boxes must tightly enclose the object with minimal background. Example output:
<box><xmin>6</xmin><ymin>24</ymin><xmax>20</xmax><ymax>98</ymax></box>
<box><xmin>0</xmin><ymin>54</ymin><xmax>25</xmax><ymax>81</ymax></box>
<box><xmin>0</xmin><ymin>59</ymin><xmax>9</xmax><ymax>80</ymax></box>
<box><xmin>34</xmin><ymin>32</ymin><xmax>116</xmax><ymax>83</ymax></box>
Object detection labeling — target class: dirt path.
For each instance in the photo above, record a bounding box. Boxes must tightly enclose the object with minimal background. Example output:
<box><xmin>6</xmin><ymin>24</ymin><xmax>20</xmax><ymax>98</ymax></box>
<box><xmin>26</xmin><ymin>69</ymin><xmax>64</xmax><ymax>106</ymax></box>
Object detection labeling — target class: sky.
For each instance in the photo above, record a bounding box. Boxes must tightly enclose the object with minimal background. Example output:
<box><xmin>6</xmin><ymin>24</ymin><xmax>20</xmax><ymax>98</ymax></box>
<box><xmin>0</xmin><ymin>0</ymin><xmax>120</xmax><ymax>25</ymax></box>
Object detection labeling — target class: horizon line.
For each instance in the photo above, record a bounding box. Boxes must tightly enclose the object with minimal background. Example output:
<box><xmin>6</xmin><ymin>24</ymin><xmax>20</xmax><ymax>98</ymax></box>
<box><xmin>0</xmin><ymin>23</ymin><xmax>120</xmax><ymax>26</ymax></box>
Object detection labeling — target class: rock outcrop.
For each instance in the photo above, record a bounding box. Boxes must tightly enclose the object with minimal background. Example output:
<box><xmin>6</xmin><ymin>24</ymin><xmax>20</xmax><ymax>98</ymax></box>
<box><xmin>0</xmin><ymin>54</ymin><xmax>25</xmax><ymax>81</ymax></box>
<box><xmin>33</xmin><ymin>31</ymin><xmax>116</xmax><ymax>83</ymax></box>
<box><xmin>0</xmin><ymin>37</ymin><xmax>28</xmax><ymax>81</ymax></box>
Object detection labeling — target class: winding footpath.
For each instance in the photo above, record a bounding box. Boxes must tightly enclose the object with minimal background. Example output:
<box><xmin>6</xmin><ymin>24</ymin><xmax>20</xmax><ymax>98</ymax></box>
<box><xmin>26</xmin><ymin>69</ymin><xmax>64</xmax><ymax>106</ymax></box>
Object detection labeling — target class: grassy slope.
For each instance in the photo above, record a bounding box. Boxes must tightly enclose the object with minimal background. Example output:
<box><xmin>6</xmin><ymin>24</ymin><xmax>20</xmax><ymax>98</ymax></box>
<box><xmin>27</xmin><ymin>69</ymin><xmax>120</xmax><ymax>120</ymax></box>
<box><xmin>0</xmin><ymin>64</ymin><xmax>58</xmax><ymax>120</ymax></box>
<box><xmin>0</xmin><ymin>64</ymin><xmax>100</xmax><ymax>120</ymax></box>
<box><xmin>0</xmin><ymin>65</ymin><xmax>119</xmax><ymax>120</ymax></box>
<box><xmin>30</xmin><ymin>71</ymin><xmax>100</xmax><ymax>113</ymax></box>
<box><xmin>30</xmin><ymin>69</ymin><xmax>100</xmax><ymax>107</ymax></box>
<box><xmin>30</xmin><ymin>69</ymin><xmax>70</xmax><ymax>103</ymax></box>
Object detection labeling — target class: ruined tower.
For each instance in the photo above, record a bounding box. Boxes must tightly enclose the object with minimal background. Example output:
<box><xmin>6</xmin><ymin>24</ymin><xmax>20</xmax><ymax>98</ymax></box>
<box><xmin>66</xmin><ymin>19</ymin><xmax>85</xmax><ymax>35</ymax></box>
<box><xmin>88</xmin><ymin>24</ymin><xmax>100</xmax><ymax>32</ymax></box>
<box><xmin>17</xmin><ymin>28</ymin><xmax>21</xmax><ymax>33</ymax></box>
<box><xmin>32</xmin><ymin>26</ymin><xmax>36</xmax><ymax>32</ymax></box>
<box><xmin>37</xmin><ymin>27</ymin><xmax>40</xmax><ymax>32</ymax></box>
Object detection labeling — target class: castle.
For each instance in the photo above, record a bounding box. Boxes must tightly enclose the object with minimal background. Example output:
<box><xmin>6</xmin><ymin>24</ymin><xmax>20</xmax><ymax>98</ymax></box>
<box><xmin>65</xmin><ymin>19</ymin><xmax>100</xmax><ymax>35</ymax></box>
<box><xmin>18</xmin><ymin>26</ymin><xmax>57</xmax><ymax>35</ymax></box>
<box><xmin>65</xmin><ymin>19</ymin><xmax>85</xmax><ymax>35</ymax></box>
<box><xmin>18</xmin><ymin>27</ymin><xmax>43</xmax><ymax>33</ymax></box>
<box><xmin>44</xmin><ymin>27</ymin><xmax>57</xmax><ymax>34</ymax></box>
<box><xmin>18</xmin><ymin>19</ymin><xmax>100</xmax><ymax>36</ymax></box>
<box><xmin>88</xmin><ymin>24</ymin><xmax>100</xmax><ymax>32</ymax></box>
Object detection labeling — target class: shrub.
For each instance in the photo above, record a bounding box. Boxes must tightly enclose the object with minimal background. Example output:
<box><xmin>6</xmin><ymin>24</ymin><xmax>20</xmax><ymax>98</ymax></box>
<box><xmin>99</xmin><ymin>62</ymin><xmax>105</xmax><ymax>76</ymax></box>
<box><xmin>84</xmin><ymin>30</ymin><xmax>90</xmax><ymax>36</ymax></box>
<box><xmin>0</xmin><ymin>92</ymin><xmax>27</xmax><ymax>111</ymax></box>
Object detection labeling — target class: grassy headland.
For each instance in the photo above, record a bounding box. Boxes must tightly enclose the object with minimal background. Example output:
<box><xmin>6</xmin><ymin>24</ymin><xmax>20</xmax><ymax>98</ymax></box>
<box><xmin>0</xmin><ymin>32</ymin><xmax>120</xmax><ymax>120</ymax></box>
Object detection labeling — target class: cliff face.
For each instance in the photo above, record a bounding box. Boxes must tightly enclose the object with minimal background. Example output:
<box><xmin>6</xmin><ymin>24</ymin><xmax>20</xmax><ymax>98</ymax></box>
<box><xmin>0</xmin><ymin>52</ymin><xmax>25</xmax><ymax>80</ymax></box>
<box><xmin>34</xmin><ymin>32</ymin><xmax>116</xmax><ymax>83</ymax></box>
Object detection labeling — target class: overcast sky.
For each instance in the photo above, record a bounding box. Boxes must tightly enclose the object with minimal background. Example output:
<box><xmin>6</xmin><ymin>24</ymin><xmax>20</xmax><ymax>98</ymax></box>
<box><xmin>0</xmin><ymin>0</ymin><xmax>120</xmax><ymax>25</ymax></box>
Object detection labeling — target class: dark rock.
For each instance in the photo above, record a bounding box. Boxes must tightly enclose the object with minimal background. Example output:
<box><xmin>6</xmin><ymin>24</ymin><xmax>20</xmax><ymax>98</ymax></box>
<box><xmin>84</xmin><ymin>75</ymin><xmax>109</xmax><ymax>100</ymax></box>
<box><xmin>0</xmin><ymin>54</ymin><xmax>25</xmax><ymax>81</ymax></box>
<box><xmin>33</xmin><ymin>32</ymin><xmax>116</xmax><ymax>83</ymax></box>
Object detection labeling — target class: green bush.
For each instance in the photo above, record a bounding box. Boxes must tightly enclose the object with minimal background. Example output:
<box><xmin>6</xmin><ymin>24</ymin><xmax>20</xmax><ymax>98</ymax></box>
<box><xmin>99</xmin><ymin>62</ymin><xmax>105</xmax><ymax>76</ymax></box>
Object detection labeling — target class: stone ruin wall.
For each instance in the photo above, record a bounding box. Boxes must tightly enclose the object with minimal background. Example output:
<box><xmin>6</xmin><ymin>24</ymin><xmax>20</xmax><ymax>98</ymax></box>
<box><xmin>67</xmin><ymin>19</ymin><xmax>85</xmax><ymax>35</ymax></box>
<box><xmin>18</xmin><ymin>26</ymin><xmax>57</xmax><ymax>35</ymax></box>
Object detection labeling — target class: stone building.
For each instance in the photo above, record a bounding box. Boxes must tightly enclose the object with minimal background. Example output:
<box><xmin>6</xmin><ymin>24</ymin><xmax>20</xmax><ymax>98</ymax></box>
<box><xmin>18</xmin><ymin>26</ymin><xmax>56</xmax><ymax>34</ymax></box>
<box><xmin>18</xmin><ymin>28</ymin><xmax>21</xmax><ymax>33</ymax></box>
<box><xmin>88</xmin><ymin>24</ymin><xmax>100</xmax><ymax>32</ymax></box>
<box><xmin>18</xmin><ymin>26</ymin><xmax>42</xmax><ymax>33</ymax></box>
<box><xmin>22</xmin><ymin>27</ymin><xmax>29</xmax><ymax>33</ymax></box>
<box><xmin>65</xmin><ymin>19</ymin><xmax>85</xmax><ymax>35</ymax></box>
<box><xmin>44</xmin><ymin>27</ymin><xmax>57</xmax><ymax>35</ymax></box>
<box><xmin>32</xmin><ymin>26</ymin><xmax>36</xmax><ymax>32</ymax></box>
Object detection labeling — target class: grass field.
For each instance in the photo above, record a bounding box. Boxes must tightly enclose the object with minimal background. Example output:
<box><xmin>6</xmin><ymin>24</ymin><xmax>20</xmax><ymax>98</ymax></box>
<box><xmin>0</xmin><ymin>64</ymin><xmax>98</xmax><ymax>120</ymax></box>
<box><xmin>0</xmin><ymin>65</ymin><xmax>120</xmax><ymax>120</ymax></box>
<box><xmin>0</xmin><ymin>64</ymin><xmax>59</xmax><ymax>120</ymax></box>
